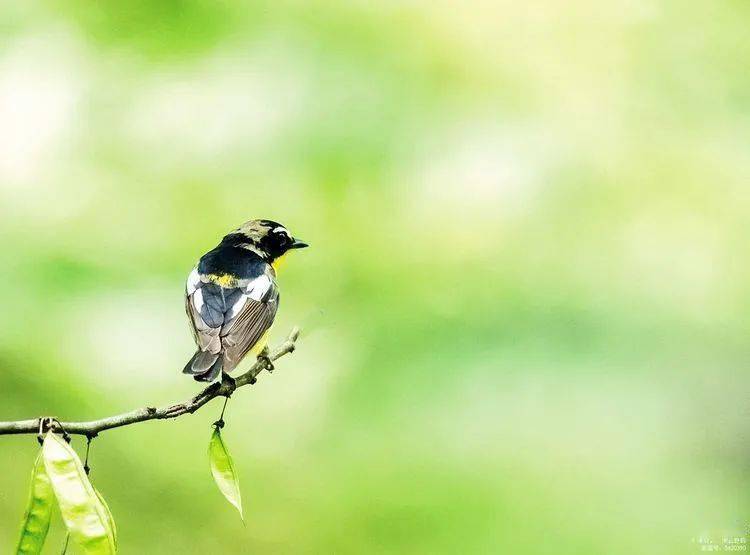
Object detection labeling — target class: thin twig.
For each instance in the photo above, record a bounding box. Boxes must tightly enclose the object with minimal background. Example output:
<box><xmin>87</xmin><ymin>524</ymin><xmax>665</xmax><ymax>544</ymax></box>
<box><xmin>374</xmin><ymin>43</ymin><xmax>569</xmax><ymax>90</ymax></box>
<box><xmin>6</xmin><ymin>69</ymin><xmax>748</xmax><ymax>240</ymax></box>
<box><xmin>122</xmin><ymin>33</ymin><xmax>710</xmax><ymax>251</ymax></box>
<box><xmin>0</xmin><ymin>328</ymin><xmax>300</xmax><ymax>437</ymax></box>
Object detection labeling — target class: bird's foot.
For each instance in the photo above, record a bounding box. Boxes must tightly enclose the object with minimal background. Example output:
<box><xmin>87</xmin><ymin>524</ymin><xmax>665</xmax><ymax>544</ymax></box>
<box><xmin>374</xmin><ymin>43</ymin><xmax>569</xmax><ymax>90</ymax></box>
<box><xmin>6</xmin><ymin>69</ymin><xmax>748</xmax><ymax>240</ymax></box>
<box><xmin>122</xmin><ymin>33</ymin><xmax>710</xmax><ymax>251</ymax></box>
<box><xmin>258</xmin><ymin>347</ymin><xmax>274</xmax><ymax>373</ymax></box>
<box><xmin>220</xmin><ymin>372</ymin><xmax>236</xmax><ymax>390</ymax></box>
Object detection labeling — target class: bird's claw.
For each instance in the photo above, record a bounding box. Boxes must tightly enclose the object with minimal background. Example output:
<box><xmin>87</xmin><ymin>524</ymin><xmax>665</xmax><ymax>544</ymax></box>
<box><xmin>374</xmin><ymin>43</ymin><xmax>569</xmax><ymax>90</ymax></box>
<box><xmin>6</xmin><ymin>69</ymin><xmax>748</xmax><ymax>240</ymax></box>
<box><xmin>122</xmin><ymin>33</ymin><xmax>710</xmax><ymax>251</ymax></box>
<box><xmin>220</xmin><ymin>373</ymin><xmax>236</xmax><ymax>390</ymax></box>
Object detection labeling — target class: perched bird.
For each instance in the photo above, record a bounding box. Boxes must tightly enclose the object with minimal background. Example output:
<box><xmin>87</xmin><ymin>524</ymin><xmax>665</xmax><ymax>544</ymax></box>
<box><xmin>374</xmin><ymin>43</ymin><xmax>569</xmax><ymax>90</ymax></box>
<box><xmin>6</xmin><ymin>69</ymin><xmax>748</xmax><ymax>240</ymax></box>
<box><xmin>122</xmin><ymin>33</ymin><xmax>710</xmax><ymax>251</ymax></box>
<box><xmin>183</xmin><ymin>219</ymin><xmax>308</xmax><ymax>382</ymax></box>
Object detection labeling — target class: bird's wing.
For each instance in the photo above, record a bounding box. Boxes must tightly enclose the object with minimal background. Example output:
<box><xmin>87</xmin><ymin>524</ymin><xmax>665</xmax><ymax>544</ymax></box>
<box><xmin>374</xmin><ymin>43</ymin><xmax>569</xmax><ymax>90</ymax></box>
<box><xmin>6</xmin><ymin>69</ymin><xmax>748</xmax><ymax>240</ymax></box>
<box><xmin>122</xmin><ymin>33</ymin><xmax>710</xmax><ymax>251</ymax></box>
<box><xmin>185</xmin><ymin>266</ymin><xmax>279</xmax><ymax>368</ymax></box>
<box><xmin>185</xmin><ymin>269</ymin><xmax>222</xmax><ymax>354</ymax></box>
<box><xmin>184</xmin><ymin>292</ymin><xmax>199</xmax><ymax>344</ymax></box>
<box><xmin>220</xmin><ymin>273</ymin><xmax>279</xmax><ymax>371</ymax></box>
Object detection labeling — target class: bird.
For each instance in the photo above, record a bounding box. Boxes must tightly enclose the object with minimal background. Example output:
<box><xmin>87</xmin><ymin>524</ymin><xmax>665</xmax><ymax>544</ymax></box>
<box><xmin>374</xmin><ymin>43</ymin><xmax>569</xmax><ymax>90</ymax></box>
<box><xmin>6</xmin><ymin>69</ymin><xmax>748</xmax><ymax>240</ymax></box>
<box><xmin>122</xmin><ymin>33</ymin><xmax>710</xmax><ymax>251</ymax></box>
<box><xmin>183</xmin><ymin>219</ymin><xmax>308</xmax><ymax>382</ymax></box>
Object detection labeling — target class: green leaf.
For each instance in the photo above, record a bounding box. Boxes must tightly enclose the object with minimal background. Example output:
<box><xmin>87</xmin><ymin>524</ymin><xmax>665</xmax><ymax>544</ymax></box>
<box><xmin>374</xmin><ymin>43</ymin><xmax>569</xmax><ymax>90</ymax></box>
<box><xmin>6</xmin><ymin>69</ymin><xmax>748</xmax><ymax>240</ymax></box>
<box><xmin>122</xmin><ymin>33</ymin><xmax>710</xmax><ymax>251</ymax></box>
<box><xmin>15</xmin><ymin>450</ymin><xmax>54</xmax><ymax>555</ymax></box>
<box><xmin>42</xmin><ymin>432</ymin><xmax>116</xmax><ymax>554</ymax></box>
<box><xmin>94</xmin><ymin>488</ymin><xmax>117</xmax><ymax>550</ymax></box>
<box><xmin>209</xmin><ymin>427</ymin><xmax>243</xmax><ymax>521</ymax></box>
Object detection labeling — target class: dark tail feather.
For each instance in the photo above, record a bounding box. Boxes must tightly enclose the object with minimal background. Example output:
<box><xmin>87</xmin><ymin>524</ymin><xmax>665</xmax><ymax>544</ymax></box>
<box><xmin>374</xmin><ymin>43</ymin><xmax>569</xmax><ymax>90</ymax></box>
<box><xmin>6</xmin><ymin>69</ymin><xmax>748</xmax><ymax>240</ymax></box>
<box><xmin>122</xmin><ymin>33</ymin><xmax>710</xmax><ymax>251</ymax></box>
<box><xmin>183</xmin><ymin>350</ymin><xmax>217</xmax><ymax>374</ymax></box>
<box><xmin>183</xmin><ymin>351</ymin><xmax>223</xmax><ymax>381</ymax></box>
<box><xmin>194</xmin><ymin>357</ymin><xmax>223</xmax><ymax>382</ymax></box>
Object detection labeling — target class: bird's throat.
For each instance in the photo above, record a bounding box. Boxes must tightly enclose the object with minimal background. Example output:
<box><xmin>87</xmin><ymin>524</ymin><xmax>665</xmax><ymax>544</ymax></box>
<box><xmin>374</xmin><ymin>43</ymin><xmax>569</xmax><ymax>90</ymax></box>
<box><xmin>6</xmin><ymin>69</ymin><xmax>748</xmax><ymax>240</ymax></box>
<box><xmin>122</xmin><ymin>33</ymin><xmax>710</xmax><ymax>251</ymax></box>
<box><xmin>272</xmin><ymin>252</ymin><xmax>289</xmax><ymax>273</ymax></box>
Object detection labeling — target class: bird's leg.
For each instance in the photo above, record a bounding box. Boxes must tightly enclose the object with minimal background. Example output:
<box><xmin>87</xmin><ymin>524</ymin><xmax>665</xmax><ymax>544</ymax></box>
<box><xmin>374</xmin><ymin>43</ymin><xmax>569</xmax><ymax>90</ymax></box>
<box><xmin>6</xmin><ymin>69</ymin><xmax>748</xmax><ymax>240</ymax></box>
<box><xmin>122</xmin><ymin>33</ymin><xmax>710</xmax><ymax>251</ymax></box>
<box><xmin>258</xmin><ymin>346</ymin><xmax>274</xmax><ymax>373</ymax></box>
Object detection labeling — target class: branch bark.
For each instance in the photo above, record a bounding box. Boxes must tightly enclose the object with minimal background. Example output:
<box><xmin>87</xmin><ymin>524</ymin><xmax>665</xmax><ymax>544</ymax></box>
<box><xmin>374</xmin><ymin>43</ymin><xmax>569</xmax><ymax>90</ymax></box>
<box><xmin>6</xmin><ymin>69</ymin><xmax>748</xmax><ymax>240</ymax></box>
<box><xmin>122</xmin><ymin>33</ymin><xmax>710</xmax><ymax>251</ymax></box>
<box><xmin>0</xmin><ymin>327</ymin><xmax>300</xmax><ymax>437</ymax></box>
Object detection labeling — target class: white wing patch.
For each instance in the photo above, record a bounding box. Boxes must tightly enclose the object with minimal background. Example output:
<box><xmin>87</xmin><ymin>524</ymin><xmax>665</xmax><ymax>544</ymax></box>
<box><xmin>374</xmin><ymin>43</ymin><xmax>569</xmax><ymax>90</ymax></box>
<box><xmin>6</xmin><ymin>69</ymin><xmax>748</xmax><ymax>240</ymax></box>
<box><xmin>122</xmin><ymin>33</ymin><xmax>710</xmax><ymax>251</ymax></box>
<box><xmin>228</xmin><ymin>295</ymin><xmax>248</xmax><ymax>319</ymax></box>
<box><xmin>193</xmin><ymin>288</ymin><xmax>204</xmax><ymax>311</ymax></box>
<box><xmin>246</xmin><ymin>274</ymin><xmax>272</xmax><ymax>301</ymax></box>
<box><xmin>186</xmin><ymin>268</ymin><xmax>201</xmax><ymax>295</ymax></box>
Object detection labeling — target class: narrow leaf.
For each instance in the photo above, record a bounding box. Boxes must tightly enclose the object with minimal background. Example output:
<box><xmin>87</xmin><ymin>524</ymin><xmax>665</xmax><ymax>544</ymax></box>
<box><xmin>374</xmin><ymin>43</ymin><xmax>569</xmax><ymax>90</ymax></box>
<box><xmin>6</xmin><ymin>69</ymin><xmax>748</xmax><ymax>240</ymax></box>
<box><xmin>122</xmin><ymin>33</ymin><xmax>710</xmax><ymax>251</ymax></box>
<box><xmin>42</xmin><ymin>432</ymin><xmax>116</xmax><ymax>554</ymax></box>
<box><xmin>94</xmin><ymin>488</ymin><xmax>117</xmax><ymax>550</ymax></box>
<box><xmin>209</xmin><ymin>428</ymin><xmax>243</xmax><ymax>520</ymax></box>
<box><xmin>15</xmin><ymin>450</ymin><xmax>54</xmax><ymax>555</ymax></box>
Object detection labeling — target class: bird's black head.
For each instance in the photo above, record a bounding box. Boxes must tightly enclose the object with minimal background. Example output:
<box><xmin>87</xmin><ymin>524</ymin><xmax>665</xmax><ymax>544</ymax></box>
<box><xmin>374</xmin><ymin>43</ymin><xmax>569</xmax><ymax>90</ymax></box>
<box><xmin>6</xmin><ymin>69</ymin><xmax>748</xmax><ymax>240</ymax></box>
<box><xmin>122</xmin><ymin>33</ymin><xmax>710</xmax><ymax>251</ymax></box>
<box><xmin>227</xmin><ymin>219</ymin><xmax>308</xmax><ymax>261</ymax></box>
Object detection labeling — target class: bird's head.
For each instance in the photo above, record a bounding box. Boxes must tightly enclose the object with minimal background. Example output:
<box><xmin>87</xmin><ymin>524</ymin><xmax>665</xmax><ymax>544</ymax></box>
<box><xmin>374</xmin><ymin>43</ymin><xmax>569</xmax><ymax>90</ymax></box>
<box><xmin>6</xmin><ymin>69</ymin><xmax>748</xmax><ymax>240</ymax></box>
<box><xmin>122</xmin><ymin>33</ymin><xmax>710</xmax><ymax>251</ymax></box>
<box><xmin>226</xmin><ymin>219</ymin><xmax>308</xmax><ymax>263</ymax></box>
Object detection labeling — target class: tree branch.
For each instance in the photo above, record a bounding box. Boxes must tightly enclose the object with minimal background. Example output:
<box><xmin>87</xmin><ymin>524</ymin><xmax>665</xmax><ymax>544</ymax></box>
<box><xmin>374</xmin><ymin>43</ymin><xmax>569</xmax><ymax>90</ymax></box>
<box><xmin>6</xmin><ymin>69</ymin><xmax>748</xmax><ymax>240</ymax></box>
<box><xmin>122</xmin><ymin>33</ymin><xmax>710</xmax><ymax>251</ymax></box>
<box><xmin>0</xmin><ymin>327</ymin><xmax>300</xmax><ymax>437</ymax></box>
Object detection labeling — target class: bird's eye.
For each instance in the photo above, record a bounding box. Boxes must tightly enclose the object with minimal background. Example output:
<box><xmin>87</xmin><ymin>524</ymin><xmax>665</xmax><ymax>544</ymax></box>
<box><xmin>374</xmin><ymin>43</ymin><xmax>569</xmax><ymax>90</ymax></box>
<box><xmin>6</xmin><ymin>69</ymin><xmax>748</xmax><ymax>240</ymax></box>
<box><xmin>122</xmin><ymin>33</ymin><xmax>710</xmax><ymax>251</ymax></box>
<box><xmin>274</xmin><ymin>230</ymin><xmax>291</xmax><ymax>246</ymax></box>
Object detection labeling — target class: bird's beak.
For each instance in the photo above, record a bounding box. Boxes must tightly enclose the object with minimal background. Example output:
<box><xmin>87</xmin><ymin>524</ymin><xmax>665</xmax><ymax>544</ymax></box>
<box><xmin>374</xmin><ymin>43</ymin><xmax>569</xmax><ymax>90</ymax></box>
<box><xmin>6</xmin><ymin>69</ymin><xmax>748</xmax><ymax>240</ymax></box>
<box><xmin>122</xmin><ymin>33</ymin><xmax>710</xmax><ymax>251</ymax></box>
<box><xmin>290</xmin><ymin>239</ymin><xmax>309</xmax><ymax>249</ymax></box>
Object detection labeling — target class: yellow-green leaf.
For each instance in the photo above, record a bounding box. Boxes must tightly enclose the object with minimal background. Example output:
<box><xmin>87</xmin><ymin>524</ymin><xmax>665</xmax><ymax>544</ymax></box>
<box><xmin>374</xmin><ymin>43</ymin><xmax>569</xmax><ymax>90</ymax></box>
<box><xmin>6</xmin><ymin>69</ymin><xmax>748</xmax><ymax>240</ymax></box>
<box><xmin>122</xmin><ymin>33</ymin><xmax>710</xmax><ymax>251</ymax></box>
<box><xmin>209</xmin><ymin>427</ymin><xmax>243</xmax><ymax>521</ymax></box>
<box><xmin>94</xmin><ymin>488</ymin><xmax>117</xmax><ymax>550</ymax></box>
<box><xmin>15</xmin><ymin>450</ymin><xmax>53</xmax><ymax>555</ymax></box>
<box><xmin>42</xmin><ymin>432</ymin><xmax>116</xmax><ymax>554</ymax></box>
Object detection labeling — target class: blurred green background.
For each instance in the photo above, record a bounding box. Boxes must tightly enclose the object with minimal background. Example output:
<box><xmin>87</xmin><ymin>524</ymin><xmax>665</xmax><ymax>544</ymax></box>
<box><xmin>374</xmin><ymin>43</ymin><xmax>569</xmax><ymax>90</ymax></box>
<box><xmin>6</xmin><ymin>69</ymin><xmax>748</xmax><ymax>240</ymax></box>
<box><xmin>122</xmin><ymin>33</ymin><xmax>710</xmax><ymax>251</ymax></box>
<box><xmin>1</xmin><ymin>1</ymin><xmax>749</xmax><ymax>553</ymax></box>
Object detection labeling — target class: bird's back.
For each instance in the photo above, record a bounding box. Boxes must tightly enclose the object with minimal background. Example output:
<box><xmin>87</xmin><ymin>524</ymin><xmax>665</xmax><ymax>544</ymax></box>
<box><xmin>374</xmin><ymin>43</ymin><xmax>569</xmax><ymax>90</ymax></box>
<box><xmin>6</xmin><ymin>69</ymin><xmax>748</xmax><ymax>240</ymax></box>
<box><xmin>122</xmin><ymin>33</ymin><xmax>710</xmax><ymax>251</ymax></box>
<box><xmin>198</xmin><ymin>242</ymin><xmax>269</xmax><ymax>282</ymax></box>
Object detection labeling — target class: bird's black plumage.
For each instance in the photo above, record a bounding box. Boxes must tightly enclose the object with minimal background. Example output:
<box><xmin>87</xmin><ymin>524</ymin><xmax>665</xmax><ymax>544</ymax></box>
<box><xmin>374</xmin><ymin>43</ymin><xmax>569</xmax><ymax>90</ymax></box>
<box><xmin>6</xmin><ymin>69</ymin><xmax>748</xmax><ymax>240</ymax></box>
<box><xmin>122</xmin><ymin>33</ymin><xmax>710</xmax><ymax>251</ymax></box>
<box><xmin>198</xmin><ymin>242</ymin><xmax>267</xmax><ymax>279</ymax></box>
